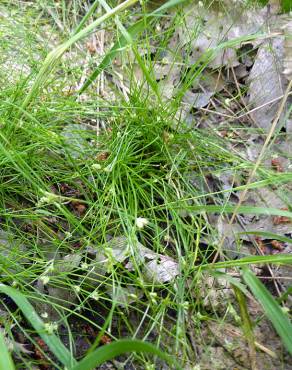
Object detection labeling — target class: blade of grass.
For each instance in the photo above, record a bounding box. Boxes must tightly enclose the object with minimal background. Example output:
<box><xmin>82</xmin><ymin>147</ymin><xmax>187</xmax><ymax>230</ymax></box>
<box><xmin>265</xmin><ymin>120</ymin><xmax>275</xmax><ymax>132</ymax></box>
<box><xmin>21</xmin><ymin>0</ymin><xmax>139</xmax><ymax>110</ymax></box>
<box><xmin>238</xmin><ymin>231</ymin><xmax>292</xmax><ymax>244</ymax></box>
<box><xmin>233</xmin><ymin>285</ymin><xmax>258</xmax><ymax>370</ymax></box>
<box><xmin>242</xmin><ymin>267</ymin><xmax>292</xmax><ymax>355</ymax></box>
<box><xmin>73</xmin><ymin>0</ymin><xmax>100</xmax><ymax>35</ymax></box>
<box><xmin>0</xmin><ymin>330</ymin><xmax>15</xmax><ymax>370</ymax></box>
<box><xmin>198</xmin><ymin>254</ymin><xmax>292</xmax><ymax>270</ymax></box>
<box><xmin>99</xmin><ymin>0</ymin><xmax>161</xmax><ymax>101</ymax></box>
<box><xmin>0</xmin><ymin>284</ymin><xmax>76</xmax><ymax>368</ymax></box>
<box><xmin>79</xmin><ymin>0</ymin><xmax>188</xmax><ymax>94</ymax></box>
<box><xmin>71</xmin><ymin>339</ymin><xmax>182</xmax><ymax>370</ymax></box>
<box><xmin>165</xmin><ymin>203</ymin><xmax>292</xmax><ymax>219</ymax></box>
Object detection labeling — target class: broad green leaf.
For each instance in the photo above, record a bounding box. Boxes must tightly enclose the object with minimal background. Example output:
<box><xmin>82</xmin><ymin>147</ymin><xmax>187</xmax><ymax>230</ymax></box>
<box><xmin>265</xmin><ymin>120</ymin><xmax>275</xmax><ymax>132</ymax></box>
<box><xmin>242</xmin><ymin>268</ymin><xmax>292</xmax><ymax>355</ymax></box>
<box><xmin>72</xmin><ymin>339</ymin><xmax>182</xmax><ymax>370</ymax></box>
<box><xmin>0</xmin><ymin>284</ymin><xmax>76</xmax><ymax>368</ymax></box>
<box><xmin>178</xmin><ymin>204</ymin><xmax>292</xmax><ymax>219</ymax></box>
<box><xmin>238</xmin><ymin>231</ymin><xmax>292</xmax><ymax>244</ymax></box>
<box><xmin>0</xmin><ymin>330</ymin><xmax>15</xmax><ymax>370</ymax></box>
<box><xmin>198</xmin><ymin>254</ymin><xmax>292</xmax><ymax>270</ymax></box>
<box><xmin>233</xmin><ymin>285</ymin><xmax>257</xmax><ymax>369</ymax></box>
<box><xmin>282</xmin><ymin>0</ymin><xmax>292</xmax><ymax>12</ymax></box>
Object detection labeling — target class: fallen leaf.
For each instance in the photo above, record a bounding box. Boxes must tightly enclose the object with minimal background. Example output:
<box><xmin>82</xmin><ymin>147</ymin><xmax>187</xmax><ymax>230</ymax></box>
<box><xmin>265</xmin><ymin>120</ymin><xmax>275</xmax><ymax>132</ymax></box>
<box><xmin>71</xmin><ymin>201</ymin><xmax>87</xmax><ymax>216</ymax></box>
<box><xmin>270</xmin><ymin>240</ymin><xmax>285</xmax><ymax>251</ymax></box>
<box><xmin>247</xmin><ymin>38</ymin><xmax>288</xmax><ymax>132</ymax></box>
<box><xmin>183</xmin><ymin>90</ymin><xmax>213</xmax><ymax>109</ymax></box>
<box><xmin>100</xmin><ymin>334</ymin><xmax>112</xmax><ymax>345</ymax></box>
<box><xmin>273</xmin><ymin>209</ymin><xmax>292</xmax><ymax>225</ymax></box>
<box><xmin>271</xmin><ymin>158</ymin><xmax>284</xmax><ymax>172</ymax></box>
<box><xmin>91</xmin><ymin>236</ymin><xmax>179</xmax><ymax>284</ymax></box>
<box><xmin>178</xmin><ymin>4</ymin><xmax>265</xmax><ymax>69</ymax></box>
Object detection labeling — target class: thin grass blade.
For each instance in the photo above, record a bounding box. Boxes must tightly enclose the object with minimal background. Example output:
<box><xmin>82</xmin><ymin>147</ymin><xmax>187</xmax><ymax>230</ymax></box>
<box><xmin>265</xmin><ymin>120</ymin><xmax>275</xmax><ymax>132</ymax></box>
<box><xmin>21</xmin><ymin>0</ymin><xmax>139</xmax><ymax>110</ymax></box>
<box><xmin>79</xmin><ymin>0</ymin><xmax>188</xmax><ymax>94</ymax></box>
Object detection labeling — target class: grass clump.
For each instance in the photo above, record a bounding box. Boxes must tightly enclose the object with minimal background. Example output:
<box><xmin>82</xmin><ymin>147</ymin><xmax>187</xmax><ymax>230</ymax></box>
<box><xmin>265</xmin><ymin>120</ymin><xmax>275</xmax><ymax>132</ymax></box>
<box><xmin>0</xmin><ymin>0</ymin><xmax>292</xmax><ymax>369</ymax></box>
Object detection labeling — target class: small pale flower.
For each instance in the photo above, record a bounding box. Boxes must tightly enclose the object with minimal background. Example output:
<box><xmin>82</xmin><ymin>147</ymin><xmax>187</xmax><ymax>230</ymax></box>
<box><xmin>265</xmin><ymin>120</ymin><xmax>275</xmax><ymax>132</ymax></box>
<box><xmin>41</xmin><ymin>312</ymin><xmax>48</xmax><ymax>319</ymax></box>
<box><xmin>45</xmin><ymin>261</ymin><xmax>55</xmax><ymax>273</ymax></box>
<box><xmin>104</xmin><ymin>165</ymin><xmax>112</xmax><ymax>173</ymax></box>
<box><xmin>73</xmin><ymin>285</ymin><xmax>81</xmax><ymax>293</ymax></box>
<box><xmin>64</xmin><ymin>231</ymin><xmax>72</xmax><ymax>239</ymax></box>
<box><xmin>149</xmin><ymin>292</ymin><xmax>157</xmax><ymax>304</ymax></box>
<box><xmin>136</xmin><ymin>217</ymin><xmax>149</xmax><ymax>229</ymax></box>
<box><xmin>37</xmin><ymin>192</ymin><xmax>59</xmax><ymax>207</ymax></box>
<box><xmin>91</xmin><ymin>163</ymin><xmax>102</xmax><ymax>171</ymax></box>
<box><xmin>146</xmin><ymin>364</ymin><xmax>155</xmax><ymax>370</ymax></box>
<box><xmin>161</xmin><ymin>57</ymin><xmax>168</xmax><ymax>65</ymax></box>
<box><xmin>40</xmin><ymin>276</ymin><xmax>50</xmax><ymax>285</ymax></box>
<box><xmin>48</xmin><ymin>131</ymin><xmax>58</xmax><ymax>139</ymax></box>
<box><xmin>224</xmin><ymin>98</ymin><xmax>231</xmax><ymax>106</ymax></box>
<box><xmin>90</xmin><ymin>290</ymin><xmax>100</xmax><ymax>301</ymax></box>
<box><xmin>282</xmin><ymin>306</ymin><xmax>289</xmax><ymax>315</ymax></box>
<box><xmin>182</xmin><ymin>301</ymin><xmax>189</xmax><ymax>313</ymax></box>
<box><xmin>81</xmin><ymin>262</ymin><xmax>89</xmax><ymax>270</ymax></box>
<box><xmin>128</xmin><ymin>293</ymin><xmax>138</xmax><ymax>300</ymax></box>
<box><xmin>44</xmin><ymin>322</ymin><xmax>58</xmax><ymax>334</ymax></box>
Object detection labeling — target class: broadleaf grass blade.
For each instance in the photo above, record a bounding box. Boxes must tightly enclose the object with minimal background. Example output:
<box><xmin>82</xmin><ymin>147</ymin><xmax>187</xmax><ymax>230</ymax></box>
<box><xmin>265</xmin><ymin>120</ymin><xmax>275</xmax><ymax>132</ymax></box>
<box><xmin>0</xmin><ymin>285</ymin><xmax>76</xmax><ymax>368</ymax></box>
<box><xmin>233</xmin><ymin>285</ymin><xmax>257</xmax><ymax>370</ymax></box>
<box><xmin>71</xmin><ymin>339</ymin><xmax>182</xmax><ymax>370</ymax></box>
<box><xmin>198</xmin><ymin>254</ymin><xmax>292</xmax><ymax>270</ymax></box>
<box><xmin>237</xmin><ymin>231</ymin><xmax>292</xmax><ymax>244</ymax></box>
<box><xmin>242</xmin><ymin>268</ymin><xmax>292</xmax><ymax>355</ymax></box>
<box><xmin>0</xmin><ymin>330</ymin><xmax>15</xmax><ymax>370</ymax></box>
